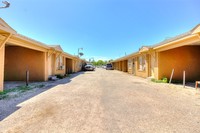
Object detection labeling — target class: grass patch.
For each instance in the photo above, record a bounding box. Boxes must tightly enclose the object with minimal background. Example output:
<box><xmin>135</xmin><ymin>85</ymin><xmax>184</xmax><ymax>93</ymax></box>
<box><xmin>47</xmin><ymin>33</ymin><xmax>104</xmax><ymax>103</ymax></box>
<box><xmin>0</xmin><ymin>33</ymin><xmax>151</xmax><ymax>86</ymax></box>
<box><xmin>35</xmin><ymin>84</ymin><xmax>45</xmax><ymax>88</ymax></box>
<box><xmin>0</xmin><ymin>90</ymin><xmax>11</xmax><ymax>99</ymax></box>
<box><xmin>0</xmin><ymin>84</ymin><xmax>45</xmax><ymax>100</ymax></box>
<box><xmin>0</xmin><ymin>86</ymin><xmax>31</xmax><ymax>100</ymax></box>
<box><xmin>56</xmin><ymin>74</ymin><xmax>71</xmax><ymax>79</ymax></box>
<box><xmin>151</xmin><ymin>77</ymin><xmax>168</xmax><ymax>83</ymax></box>
<box><xmin>18</xmin><ymin>86</ymin><xmax>32</xmax><ymax>92</ymax></box>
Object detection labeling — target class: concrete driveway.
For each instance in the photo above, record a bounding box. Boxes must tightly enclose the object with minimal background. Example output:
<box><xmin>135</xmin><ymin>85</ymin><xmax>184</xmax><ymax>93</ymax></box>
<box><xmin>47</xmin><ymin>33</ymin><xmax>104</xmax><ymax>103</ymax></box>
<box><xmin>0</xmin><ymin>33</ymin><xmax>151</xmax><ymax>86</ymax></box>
<box><xmin>0</xmin><ymin>68</ymin><xmax>200</xmax><ymax>133</ymax></box>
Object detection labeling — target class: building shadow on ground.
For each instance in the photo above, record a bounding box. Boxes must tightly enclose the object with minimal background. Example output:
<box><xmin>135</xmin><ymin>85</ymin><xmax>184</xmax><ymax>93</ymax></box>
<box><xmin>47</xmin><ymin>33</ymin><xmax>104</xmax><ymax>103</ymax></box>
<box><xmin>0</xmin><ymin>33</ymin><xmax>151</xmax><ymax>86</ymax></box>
<box><xmin>0</xmin><ymin>71</ymin><xmax>85</xmax><ymax>121</ymax></box>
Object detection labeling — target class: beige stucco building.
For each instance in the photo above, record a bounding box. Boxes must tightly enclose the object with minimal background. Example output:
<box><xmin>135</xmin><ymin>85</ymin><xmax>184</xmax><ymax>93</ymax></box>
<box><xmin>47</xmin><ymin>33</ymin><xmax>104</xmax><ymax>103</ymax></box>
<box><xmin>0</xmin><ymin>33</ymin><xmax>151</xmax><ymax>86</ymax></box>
<box><xmin>112</xmin><ymin>24</ymin><xmax>200</xmax><ymax>82</ymax></box>
<box><xmin>0</xmin><ymin>18</ymin><xmax>83</xmax><ymax>91</ymax></box>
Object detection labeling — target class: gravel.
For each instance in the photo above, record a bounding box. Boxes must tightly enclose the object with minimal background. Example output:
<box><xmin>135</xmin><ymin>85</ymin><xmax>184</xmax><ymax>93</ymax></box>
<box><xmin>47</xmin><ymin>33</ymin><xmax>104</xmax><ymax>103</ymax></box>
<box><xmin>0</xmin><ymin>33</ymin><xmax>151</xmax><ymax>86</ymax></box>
<box><xmin>0</xmin><ymin>69</ymin><xmax>200</xmax><ymax>133</ymax></box>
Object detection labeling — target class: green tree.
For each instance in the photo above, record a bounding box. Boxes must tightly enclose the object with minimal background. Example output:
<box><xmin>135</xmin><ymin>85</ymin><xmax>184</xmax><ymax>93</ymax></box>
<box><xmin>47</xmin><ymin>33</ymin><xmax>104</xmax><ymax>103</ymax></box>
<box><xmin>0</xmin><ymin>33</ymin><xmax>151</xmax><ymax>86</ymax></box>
<box><xmin>108</xmin><ymin>59</ymin><xmax>113</xmax><ymax>62</ymax></box>
<box><xmin>97</xmin><ymin>60</ymin><xmax>104</xmax><ymax>66</ymax></box>
<box><xmin>91</xmin><ymin>60</ymin><xmax>97</xmax><ymax>66</ymax></box>
<box><xmin>91</xmin><ymin>60</ymin><xmax>112</xmax><ymax>66</ymax></box>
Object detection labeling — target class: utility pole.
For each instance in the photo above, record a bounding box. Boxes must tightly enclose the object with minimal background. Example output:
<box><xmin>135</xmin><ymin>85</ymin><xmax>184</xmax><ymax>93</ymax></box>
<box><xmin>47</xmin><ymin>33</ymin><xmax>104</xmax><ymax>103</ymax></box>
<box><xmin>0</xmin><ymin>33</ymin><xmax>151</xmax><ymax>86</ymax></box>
<box><xmin>78</xmin><ymin>48</ymin><xmax>83</xmax><ymax>57</ymax></box>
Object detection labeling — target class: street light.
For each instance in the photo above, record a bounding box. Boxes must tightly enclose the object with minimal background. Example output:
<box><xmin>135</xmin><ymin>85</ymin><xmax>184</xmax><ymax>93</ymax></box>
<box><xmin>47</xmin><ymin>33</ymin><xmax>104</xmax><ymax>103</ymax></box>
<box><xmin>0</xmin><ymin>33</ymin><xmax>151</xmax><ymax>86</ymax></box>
<box><xmin>89</xmin><ymin>57</ymin><xmax>94</xmax><ymax>62</ymax></box>
<box><xmin>78</xmin><ymin>48</ymin><xmax>83</xmax><ymax>57</ymax></box>
<box><xmin>0</xmin><ymin>1</ymin><xmax>10</xmax><ymax>9</ymax></box>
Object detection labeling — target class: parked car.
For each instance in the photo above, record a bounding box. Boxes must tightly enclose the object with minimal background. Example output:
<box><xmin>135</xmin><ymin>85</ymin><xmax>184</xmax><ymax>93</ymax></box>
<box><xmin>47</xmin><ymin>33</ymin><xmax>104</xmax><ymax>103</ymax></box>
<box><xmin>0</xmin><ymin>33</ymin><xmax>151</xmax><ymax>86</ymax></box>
<box><xmin>84</xmin><ymin>64</ymin><xmax>95</xmax><ymax>71</ymax></box>
<box><xmin>106</xmin><ymin>63</ymin><xmax>114</xmax><ymax>70</ymax></box>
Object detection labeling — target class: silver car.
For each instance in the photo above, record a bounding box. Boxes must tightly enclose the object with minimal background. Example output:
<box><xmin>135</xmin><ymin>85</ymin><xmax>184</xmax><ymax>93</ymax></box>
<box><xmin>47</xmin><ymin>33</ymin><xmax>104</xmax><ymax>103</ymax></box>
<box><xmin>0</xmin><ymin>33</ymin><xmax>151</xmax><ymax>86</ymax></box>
<box><xmin>84</xmin><ymin>64</ymin><xmax>95</xmax><ymax>71</ymax></box>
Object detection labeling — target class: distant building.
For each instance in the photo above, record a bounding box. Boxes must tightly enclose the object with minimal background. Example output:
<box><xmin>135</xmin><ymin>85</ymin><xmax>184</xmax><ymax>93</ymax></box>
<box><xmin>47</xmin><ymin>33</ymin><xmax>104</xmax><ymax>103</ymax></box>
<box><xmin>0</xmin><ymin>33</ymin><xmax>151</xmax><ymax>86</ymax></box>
<box><xmin>112</xmin><ymin>24</ymin><xmax>200</xmax><ymax>82</ymax></box>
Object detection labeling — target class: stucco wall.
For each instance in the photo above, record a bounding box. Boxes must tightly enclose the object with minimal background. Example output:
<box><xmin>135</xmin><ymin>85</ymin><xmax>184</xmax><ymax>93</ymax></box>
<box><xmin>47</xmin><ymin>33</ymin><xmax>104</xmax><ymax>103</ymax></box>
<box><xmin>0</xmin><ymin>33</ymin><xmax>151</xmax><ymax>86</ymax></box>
<box><xmin>150</xmin><ymin>52</ymin><xmax>159</xmax><ymax>79</ymax></box>
<box><xmin>4</xmin><ymin>46</ymin><xmax>46</xmax><ymax>81</ymax></box>
<box><xmin>115</xmin><ymin>62</ymin><xmax>119</xmax><ymax>70</ymax></box>
<box><xmin>135</xmin><ymin>54</ymin><xmax>149</xmax><ymax>78</ymax></box>
<box><xmin>158</xmin><ymin>46</ymin><xmax>200</xmax><ymax>81</ymax></box>
<box><xmin>72</xmin><ymin>60</ymin><xmax>76</xmax><ymax>73</ymax></box>
<box><xmin>48</xmin><ymin>54</ymin><xmax>53</xmax><ymax>76</ymax></box>
<box><xmin>0</xmin><ymin>46</ymin><xmax>5</xmax><ymax>91</ymax></box>
<box><xmin>76</xmin><ymin>60</ymin><xmax>82</xmax><ymax>72</ymax></box>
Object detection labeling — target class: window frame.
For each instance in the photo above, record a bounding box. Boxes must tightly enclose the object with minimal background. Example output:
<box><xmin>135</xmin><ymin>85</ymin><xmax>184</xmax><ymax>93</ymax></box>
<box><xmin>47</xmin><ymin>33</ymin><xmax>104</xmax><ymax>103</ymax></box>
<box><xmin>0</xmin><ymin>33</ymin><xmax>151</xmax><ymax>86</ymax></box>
<box><xmin>138</xmin><ymin>55</ymin><xmax>146</xmax><ymax>71</ymax></box>
<box><xmin>56</xmin><ymin>55</ymin><xmax>64</xmax><ymax>70</ymax></box>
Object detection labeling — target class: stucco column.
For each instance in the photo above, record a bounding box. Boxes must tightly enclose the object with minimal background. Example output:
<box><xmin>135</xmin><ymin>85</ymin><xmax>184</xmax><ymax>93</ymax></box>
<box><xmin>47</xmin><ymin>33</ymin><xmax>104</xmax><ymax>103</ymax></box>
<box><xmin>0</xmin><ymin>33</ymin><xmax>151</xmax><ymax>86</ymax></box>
<box><xmin>0</xmin><ymin>33</ymin><xmax>11</xmax><ymax>91</ymax></box>
<box><xmin>72</xmin><ymin>60</ymin><xmax>75</xmax><ymax>73</ymax></box>
<box><xmin>44</xmin><ymin>52</ymin><xmax>48</xmax><ymax>81</ymax></box>
<box><xmin>154</xmin><ymin>52</ymin><xmax>159</xmax><ymax>80</ymax></box>
<box><xmin>122</xmin><ymin>61</ymin><xmax>124</xmax><ymax>72</ymax></box>
<box><xmin>74</xmin><ymin>60</ymin><xmax>77</xmax><ymax>72</ymax></box>
<box><xmin>0</xmin><ymin>45</ymin><xmax>5</xmax><ymax>91</ymax></box>
<box><xmin>63</xmin><ymin>57</ymin><xmax>66</xmax><ymax>74</ymax></box>
<box><xmin>145</xmin><ymin>54</ymin><xmax>149</xmax><ymax>77</ymax></box>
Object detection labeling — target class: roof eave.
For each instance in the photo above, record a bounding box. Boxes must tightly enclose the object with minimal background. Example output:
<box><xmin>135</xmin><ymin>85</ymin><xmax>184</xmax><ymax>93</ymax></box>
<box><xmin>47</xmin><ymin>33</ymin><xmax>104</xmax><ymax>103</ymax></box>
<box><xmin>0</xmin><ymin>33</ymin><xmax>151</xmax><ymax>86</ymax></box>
<box><xmin>153</xmin><ymin>34</ymin><xmax>200</xmax><ymax>51</ymax></box>
<box><xmin>14</xmin><ymin>34</ymin><xmax>50</xmax><ymax>50</ymax></box>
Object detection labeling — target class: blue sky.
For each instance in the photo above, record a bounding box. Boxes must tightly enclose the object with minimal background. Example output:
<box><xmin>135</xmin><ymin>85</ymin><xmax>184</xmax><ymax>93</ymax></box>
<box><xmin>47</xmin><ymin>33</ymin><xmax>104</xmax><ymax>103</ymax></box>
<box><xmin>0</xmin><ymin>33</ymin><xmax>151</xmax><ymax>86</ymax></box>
<box><xmin>1</xmin><ymin>0</ymin><xmax>200</xmax><ymax>61</ymax></box>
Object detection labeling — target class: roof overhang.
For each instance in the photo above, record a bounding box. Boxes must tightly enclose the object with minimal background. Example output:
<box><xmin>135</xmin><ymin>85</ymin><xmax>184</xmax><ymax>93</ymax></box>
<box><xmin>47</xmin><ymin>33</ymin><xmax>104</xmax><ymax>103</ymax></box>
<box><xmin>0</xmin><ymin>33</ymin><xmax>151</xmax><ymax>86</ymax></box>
<box><xmin>0</xmin><ymin>18</ymin><xmax>17</xmax><ymax>34</ymax></box>
<box><xmin>139</xmin><ymin>46</ymin><xmax>151</xmax><ymax>53</ymax></box>
<box><xmin>153</xmin><ymin>34</ymin><xmax>200</xmax><ymax>52</ymax></box>
<box><xmin>191</xmin><ymin>24</ymin><xmax>200</xmax><ymax>34</ymax></box>
<box><xmin>49</xmin><ymin>45</ymin><xmax>64</xmax><ymax>52</ymax></box>
<box><xmin>112</xmin><ymin>52</ymin><xmax>139</xmax><ymax>63</ymax></box>
<box><xmin>6</xmin><ymin>35</ymin><xmax>49</xmax><ymax>52</ymax></box>
<box><xmin>63</xmin><ymin>52</ymin><xmax>76</xmax><ymax>59</ymax></box>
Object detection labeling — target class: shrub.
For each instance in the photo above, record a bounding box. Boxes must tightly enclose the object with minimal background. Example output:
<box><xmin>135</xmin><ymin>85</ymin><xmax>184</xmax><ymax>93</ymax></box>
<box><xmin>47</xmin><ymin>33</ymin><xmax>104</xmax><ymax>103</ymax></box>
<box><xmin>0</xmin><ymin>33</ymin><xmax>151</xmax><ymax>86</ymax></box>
<box><xmin>162</xmin><ymin>77</ymin><xmax>168</xmax><ymax>83</ymax></box>
<box><xmin>151</xmin><ymin>77</ymin><xmax>168</xmax><ymax>83</ymax></box>
<box><xmin>55</xmin><ymin>74</ymin><xmax>65</xmax><ymax>79</ymax></box>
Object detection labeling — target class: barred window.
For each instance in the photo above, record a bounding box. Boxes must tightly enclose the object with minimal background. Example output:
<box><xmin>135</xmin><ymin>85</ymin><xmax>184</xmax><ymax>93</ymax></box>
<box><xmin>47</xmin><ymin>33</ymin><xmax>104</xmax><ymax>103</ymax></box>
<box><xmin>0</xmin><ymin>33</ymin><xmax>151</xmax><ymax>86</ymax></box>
<box><xmin>138</xmin><ymin>55</ymin><xmax>145</xmax><ymax>71</ymax></box>
<box><xmin>57</xmin><ymin>55</ymin><xmax>64</xmax><ymax>70</ymax></box>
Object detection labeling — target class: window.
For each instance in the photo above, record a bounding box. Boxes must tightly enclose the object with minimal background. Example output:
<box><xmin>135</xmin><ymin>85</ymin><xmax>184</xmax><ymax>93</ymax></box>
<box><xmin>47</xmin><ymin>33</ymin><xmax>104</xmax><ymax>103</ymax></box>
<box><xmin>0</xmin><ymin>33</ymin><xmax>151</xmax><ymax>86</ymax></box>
<box><xmin>60</xmin><ymin>56</ymin><xmax>63</xmax><ymax>66</ymax></box>
<box><xmin>138</xmin><ymin>55</ymin><xmax>146</xmax><ymax>71</ymax></box>
<box><xmin>56</xmin><ymin>55</ymin><xmax>64</xmax><ymax>70</ymax></box>
<box><xmin>128</xmin><ymin>59</ymin><xmax>132</xmax><ymax>69</ymax></box>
